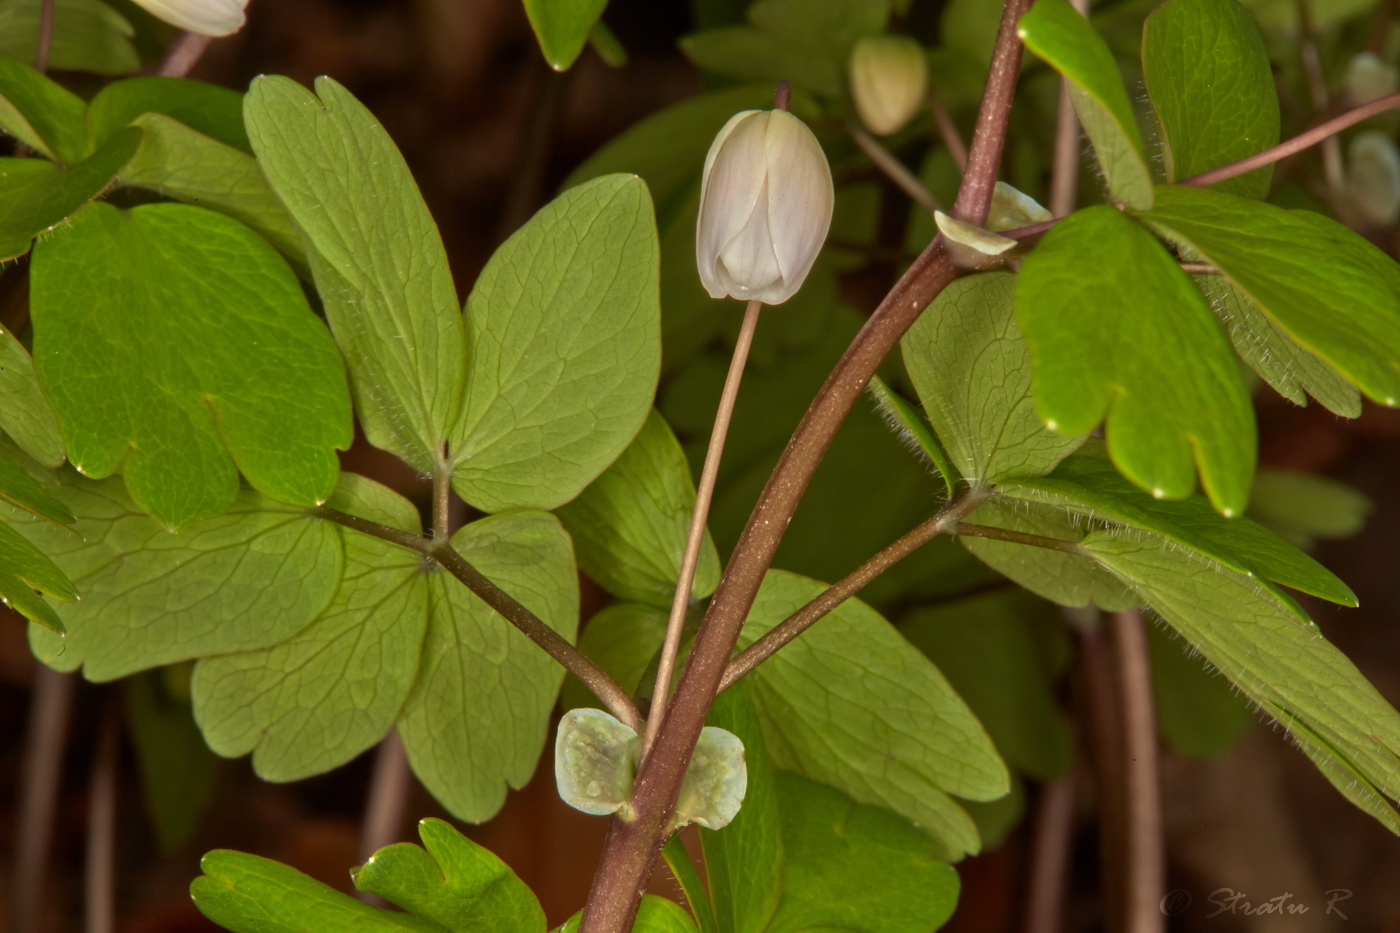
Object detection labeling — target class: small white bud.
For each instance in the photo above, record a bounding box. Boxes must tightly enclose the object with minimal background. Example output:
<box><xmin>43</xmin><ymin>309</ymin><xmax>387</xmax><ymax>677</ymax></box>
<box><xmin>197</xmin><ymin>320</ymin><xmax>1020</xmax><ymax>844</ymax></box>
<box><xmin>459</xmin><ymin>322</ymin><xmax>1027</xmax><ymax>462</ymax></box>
<box><xmin>1345</xmin><ymin>52</ymin><xmax>1398</xmax><ymax>106</ymax></box>
<box><xmin>1346</xmin><ymin>131</ymin><xmax>1400</xmax><ymax>227</ymax></box>
<box><xmin>849</xmin><ymin>35</ymin><xmax>929</xmax><ymax>136</ymax></box>
<box><xmin>696</xmin><ymin>109</ymin><xmax>835</xmax><ymax>305</ymax></box>
<box><xmin>130</xmin><ymin>0</ymin><xmax>249</xmax><ymax>36</ymax></box>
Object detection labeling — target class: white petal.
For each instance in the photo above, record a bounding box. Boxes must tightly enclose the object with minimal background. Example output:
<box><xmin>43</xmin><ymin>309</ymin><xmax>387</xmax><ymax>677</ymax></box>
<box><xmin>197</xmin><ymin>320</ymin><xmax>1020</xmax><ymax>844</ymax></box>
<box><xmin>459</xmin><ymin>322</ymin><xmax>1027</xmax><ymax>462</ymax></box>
<box><xmin>761</xmin><ymin>111</ymin><xmax>834</xmax><ymax>304</ymax></box>
<box><xmin>715</xmin><ymin>178</ymin><xmax>784</xmax><ymax>300</ymax></box>
<box><xmin>697</xmin><ymin>111</ymin><xmax>770</xmax><ymax>299</ymax></box>
<box><xmin>131</xmin><ymin>0</ymin><xmax>248</xmax><ymax>36</ymax></box>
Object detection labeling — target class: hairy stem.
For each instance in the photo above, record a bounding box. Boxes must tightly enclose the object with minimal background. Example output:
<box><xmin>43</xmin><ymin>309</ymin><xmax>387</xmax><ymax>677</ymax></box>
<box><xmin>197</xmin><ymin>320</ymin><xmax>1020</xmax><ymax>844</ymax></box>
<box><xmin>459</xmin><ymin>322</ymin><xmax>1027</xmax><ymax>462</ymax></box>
<box><xmin>315</xmin><ymin>506</ymin><xmax>642</xmax><ymax>732</ymax></box>
<box><xmin>580</xmin><ymin>3</ymin><xmax>1032</xmax><ymax>929</ymax></box>
<box><xmin>11</xmin><ymin>667</ymin><xmax>74</xmax><ymax>933</ymax></box>
<box><xmin>157</xmin><ymin>31</ymin><xmax>213</xmax><ymax>78</ymax></box>
<box><xmin>646</xmin><ymin>299</ymin><xmax>762</xmax><ymax>755</ymax></box>
<box><xmin>431</xmin><ymin>542</ymin><xmax>643</xmax><ymax>732</ymax></box>
<box><xmin>954</xmin><ymin>521</ymin><xmax>1083</xmax><ymax>553</ymax></box>
<box><xmin>851</xmin><ymin>126</ymin><xmax>942</xmax><ymax>212</ymax></box>
<box><xmin>34</xmin><ymin>0</ymin><xmax>54</xmax><ymax>73</ymax></box>
<box><xmin>1181</xmin><ymin>93</ymin><xmax>1400</xmax><ymax>189</ymax></box>
<box><xmin>719</xmin><ymin>488</ymin><xmax>987</xmax><ymax>691</ymax></box>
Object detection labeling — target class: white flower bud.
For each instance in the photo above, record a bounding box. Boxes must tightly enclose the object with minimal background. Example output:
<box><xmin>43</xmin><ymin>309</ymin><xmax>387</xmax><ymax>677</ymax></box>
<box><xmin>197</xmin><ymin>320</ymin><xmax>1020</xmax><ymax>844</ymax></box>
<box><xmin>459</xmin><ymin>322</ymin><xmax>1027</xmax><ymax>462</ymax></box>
<box><xmin>849</xmin><ymin>35</ymin><xmax>929</xmax><ymax>136</ymax></box>
<box><xmin>696</xmin><ymin>109</ymin><xmax>835</xmax><ymax>305</ymax></box>
<box><xmin>1345</xmin><ymin>52</ymin><xmax>1398</xmax><ymax>106</ymax></box>
<box><xmin>1346</xmin><ymin>131</ymin><xmax>1400</xmax><ymax>227</ymax></box>
<box><xmin>131</xmin><ymin>0</ymin><xmax>248</xmax><ymax>36</ymax></box>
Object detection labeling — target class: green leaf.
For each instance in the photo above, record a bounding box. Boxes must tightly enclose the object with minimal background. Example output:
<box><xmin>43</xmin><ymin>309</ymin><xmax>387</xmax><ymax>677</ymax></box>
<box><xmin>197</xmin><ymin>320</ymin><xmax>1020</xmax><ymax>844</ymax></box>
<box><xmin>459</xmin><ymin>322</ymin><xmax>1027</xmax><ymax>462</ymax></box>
<box><xmin>1084</xmin><ymin>533</ymin><xmax>1400</xmax><ymax>832</ymax></box>
<box><xmin>0</xmin><ymin>54</ymin><xmax>88</xmax><ymax>163</ymax></box>
<box><xmin>0</xmin><ymin>126</ymin><xmax>140</xmax><ymax>262</ymax></box>
<box><xmin>0</xmin><ymin>0</ymin><xmax>138</xmax><ymax>75</ymax></box>
<box><xmin>30</xmin><ymin>202</ymin><xmax>351</xmax><ymax>528</ymax></box>
<box><xmin>1138</xmin><ymin>185</ymin><xmax>1400</xmax><ymax>407</ymax></box>
<box><xmin>553</xmin><ymin>896</ymin><xmax>699</xmax><ymax>933</ymax></box>
<box><xmin>681</xmin><ymin>0</ymin><xmax>891</xmax><ymax>97</ymax></box>
<box><xmin>192</xmin><ymin>476</ymin><xmax>429</xmax><ymax>781</ymax></box>
<box><xmin>556</xmin><ymin>410</ymin><xmax>719</xmax><ymax>608</ymax></box>
<box><xmin>0</xmin><ymin>325</ymin><xmax>66</xmax><ymax>466</ymax></box>
<box><xmin>14</xmin><ymin>473</ymin><xmax>342</xmax><ymax>680</ymax></box>
<box><xmin>1017</xmin><ymin>0</ymin><xmax>1153</xmax><ymax>209</ymax></box>
<box><xmin>192</xmin><ymin>850</ymin><xmax>447</xmax><ymax>933</ymax></box>
<box><xmin>701</xmin><ymin>685</ymin><xmax>782</xmax><ymax>933</ymax></box>
<box><xmin>766</xmin><ymin>772</ymin><xmax>961</xmax><ymax>933</ymax></box>
<box><xmin>450</xmin><ymin>174</ymin><xmax>660</xmax><ymax>513</ymax></box>
<box><xmin>741</xmin><ymin>570</ymin><xmax>1008</xmax><ymax>860</ymax></box>
<box><xmin>902</xmin><ymin>271</ymin><xmax>1085</xmax><ymax>487</ymax></box>
<box><xmin>0</xmin><ymin>520</ymin><xmax>74</xmax><ymax>631</ymax></box>
<box><xmin>522</xmin><ymin>0</ymin><xmax>608</xmax><ymax>70</ymax></box>
<box><xmin>960</xmin><ymin>497</ymin><xmax>1142</xmax><ymax>612</ymax></box>
<box><xmin>1016</xmin><ymin>205</ymin><xmax>1255</xmax><ymax>515</ymax></box>
<box><xmin>398</xmin><ymin>510</ymin><xmax>579</xmax><ymax>823</ymax></box>
<box><xmin>245</xmin><ymin>75</ymin><xmax>466</xmax><ymax>473</ymax></box>
<box><xmin>1147</xmin><ymin>624</ymin><xmax>1253</xmax><ymax>759</ymax></box>
<box><xmin>0</xmin><ymin>451</ymin><xmax>72</xmax><ymax>525</ymax></box>
<box><xmin>995</xmin><ymin>444</ymin><xmax>1356</xmax><ymax>606</ymax></box>
<box><xmin>1248</xmin><ymin>468</ymin><xmax>1371</xmax><ymax>547</ymax></box>
<box><xmin>1199</xmin><ymin>274</ymin><xmax>1361</xmax><ymax>416</ymax></box>
<box><xmin>352</xmin><ymin>818</ymin><xmax>546</xmax><ymax>933</ymax></box>
<box><xmin>866</xmin><ymin>375</ymin><xmax>957</xmax><ymax>498</ymax></box>
<box><xmin>125</xmin><ymin>667</ymin><xmax>221</xmax><ymax>850</ymax></box>
<box><xmin>87</xmin><ymin>76</ymin><xmax>249</xmax><ymax>152</ymax></box>
<box><xmin>115</xmin><ymin>113</ymin><xmax>305</xmax><ymax>269</ymax></box>
<box><xmin>902</xmin><ymin>590</ymin><xmax>1074</xmax><ymax>781</ymax></box>
<box><xmin>562</xmin><ymin>84</ymin><xmax>774</xmax><ymax>212</ymax></box>
<box><xmin>1142</xmin><ymin>0</ymin><xmax>1279</xmax><ymax>198</ymax></box>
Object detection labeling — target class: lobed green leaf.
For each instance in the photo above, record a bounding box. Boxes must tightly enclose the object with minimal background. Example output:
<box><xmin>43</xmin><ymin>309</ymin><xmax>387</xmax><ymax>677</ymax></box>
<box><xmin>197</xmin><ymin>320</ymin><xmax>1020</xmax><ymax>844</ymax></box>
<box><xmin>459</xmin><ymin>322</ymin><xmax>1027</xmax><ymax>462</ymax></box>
<box><xmin>87</xmin><ymin>76</ymin><xmax>249</xmax><ymax>152</ymax></box>
<box><xmin>1016</xmin><ymin>205</ymin><xmax>1255</xmax><ymax>515</ymax></box>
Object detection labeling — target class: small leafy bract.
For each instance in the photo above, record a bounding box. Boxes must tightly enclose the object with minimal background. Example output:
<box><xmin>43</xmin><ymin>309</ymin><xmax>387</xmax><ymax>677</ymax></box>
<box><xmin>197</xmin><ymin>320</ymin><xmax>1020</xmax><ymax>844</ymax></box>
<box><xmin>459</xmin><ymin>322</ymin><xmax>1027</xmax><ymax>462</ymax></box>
<box><xmin>30</xmin><ymin>202</ymin><xmax>351</xmax><ymax>528</ymax></box>
<box><xmin>555</xmin><ymin>707</ymin><xmax>640</xmax><ymax>817</ymax></box>
<box><xmin>556</xmin><ymin>409</ymin><xmax>719</xmax><ymax>608</ymax></box>
<box><xmin>1139</xmin><ymin>185</ymin><xmax>1400</xmax><ymax>406</ymax></box>
<box><xmin>741</xmin><ymin>570</ymin><xmax>1008</xmax><ymax>859</ymax></box>
<box><xmin>1017</xmin><ymin>0</ymin><xmax>1153</xmax><ymax>208</ymax></box>
<box><xmin>398</xmin><ymin>511</ymin><xmax>579</xmax><ymax>823</ymax></box>
<box><xmin>1143</xmin><ymin>0</ymin><xmax>1279</xmax><ymax>198</ymax></box>
<box><xmin>245</xmin><ymin>75</ymin><xmax>466</xmax><ymax>473</ymax></box>
<box><xmin>902</xmin><ymin>271</ymin><xmax>1084</xmax><ymax>486</ymax></box>
<box><xmin>0</xmin><ymin>127</ymin><xmax>140</xmax><ymax>262</ymax></box>
<box><xmin>450</xmin><ymin>173</ymin><xmax>660</xmax><ymax>513</ymax></box>
<box><xmin>1016</xmin><ymin>205</ymin><xmax>1255</xmax><ymax>515</ymax></box>
<box><xmin>15</xmin><ymin>473</ymin><xmax>341</xmax><ymax>680</ymax></box>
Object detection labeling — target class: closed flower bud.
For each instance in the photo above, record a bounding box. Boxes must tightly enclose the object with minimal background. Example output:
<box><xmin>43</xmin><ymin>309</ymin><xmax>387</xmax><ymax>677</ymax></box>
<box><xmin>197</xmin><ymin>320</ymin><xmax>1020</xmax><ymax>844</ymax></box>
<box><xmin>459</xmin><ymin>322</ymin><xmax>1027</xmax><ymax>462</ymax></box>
<box><xmin>696</xmin><ymin>109</ymin><xmax>834</xmax><ymax>305</ymax></box>
<box><xmin>131</xmin><ymin>0</ymin><xmax>248</xmax><ymax>36</ymax></box>
<box><xmin>849</xmin><ymin>35</ymin><xmax>928</xmax><ymax>136</ymax></box>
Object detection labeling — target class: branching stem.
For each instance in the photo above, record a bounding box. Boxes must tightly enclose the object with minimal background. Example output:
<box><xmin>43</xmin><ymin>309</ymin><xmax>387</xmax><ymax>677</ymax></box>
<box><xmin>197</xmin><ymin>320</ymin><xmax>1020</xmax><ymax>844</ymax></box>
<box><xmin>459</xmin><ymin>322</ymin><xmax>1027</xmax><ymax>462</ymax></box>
<box><xmin>719</xmin><ymin>488</ymin><xmax>987</xmax><ymax>691</ymax></box>
<box><xmin>645</xmin><ymin>298</ymin><xmax>762</xmax><ymax>756</ymax></box>
<box><xmin>579</xmin><ymin>2</ymin><xmax>1033</xmax><ymax>929</ymax></box>
<box><xmin>315</xmin><ymin>506</ymin><xmax>643</xmax><ymax>732</ymax></box>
